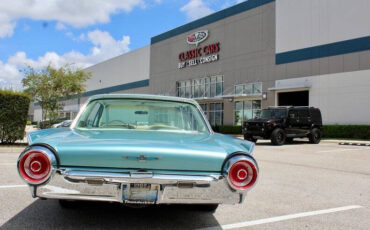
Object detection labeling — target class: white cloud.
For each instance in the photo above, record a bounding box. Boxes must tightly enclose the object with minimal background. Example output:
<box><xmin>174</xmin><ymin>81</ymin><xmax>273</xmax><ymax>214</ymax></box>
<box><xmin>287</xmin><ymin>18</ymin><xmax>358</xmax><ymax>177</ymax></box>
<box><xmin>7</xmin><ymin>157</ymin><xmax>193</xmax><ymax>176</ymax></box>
<box><xmin>55</xmin><ymin>22</ymin><xmax>66</xmax><ymax>30</ymax></box>
<box><xmin>0</xmin><ymin>60</ymin><xmax>22</xmax><ymax>89</ymax></box>
<box><xmin>0</xmin><ymin>14</ymin><xmax>16</xmax><ymax>37</ymax></box>
<box><xmin>0</xmin><ymin>30</ymin><xmax>130</xmax><ymax>90</ymax></box>
<box><xmin>87</xmin><ymin>30</ymin><xmax>130</xmax><ymax>63</ymax></box>
<box><xmin>65</xmin><ymin>31</ymin><xmax>86</xmax><ymax>42</ymax></box>
<box><xmin>180</xmin><ymin>0</ymin><xmax>214</xmax><ymax>21</ymax></box>
<box><xmin>0</xmin><ymin>0</ymin><xmax>147</xmax><ymax>38</ymax></box>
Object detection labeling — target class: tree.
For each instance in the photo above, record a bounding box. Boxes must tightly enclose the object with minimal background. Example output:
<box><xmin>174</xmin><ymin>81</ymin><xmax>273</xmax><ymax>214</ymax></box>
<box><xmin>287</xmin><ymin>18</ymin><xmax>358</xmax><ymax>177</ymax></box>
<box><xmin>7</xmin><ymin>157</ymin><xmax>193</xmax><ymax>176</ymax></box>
<box><xmin>22</xmin><ymin>64</ymin><xmax>91</xmax><ymax>124</ymax></box>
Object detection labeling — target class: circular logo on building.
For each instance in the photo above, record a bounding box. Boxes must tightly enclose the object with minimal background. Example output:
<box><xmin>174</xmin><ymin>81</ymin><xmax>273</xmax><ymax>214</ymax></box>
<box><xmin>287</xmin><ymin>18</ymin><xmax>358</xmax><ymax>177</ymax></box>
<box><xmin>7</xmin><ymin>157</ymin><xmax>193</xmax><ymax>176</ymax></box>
<box><xmin>187</xmin><ymin>30</ymin><xmax>208</xmax><ymax>46</ymax></box>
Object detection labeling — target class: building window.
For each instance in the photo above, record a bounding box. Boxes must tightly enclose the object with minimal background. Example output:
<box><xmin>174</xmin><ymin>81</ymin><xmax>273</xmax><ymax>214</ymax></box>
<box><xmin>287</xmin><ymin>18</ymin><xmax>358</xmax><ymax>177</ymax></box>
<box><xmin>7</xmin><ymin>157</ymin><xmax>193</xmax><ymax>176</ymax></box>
<box><xmin>193</xmin><ymin>79</ymin><xmax>200</xmax><ymax>98</ymax></box>
<box><xmin>234</xmin><ymin>82</ymin><xmax>263</xmax><ymax>95</ymax></box>
<box><xmin>234</xmin><ymin>101</ymin><xmax>243</xmax><ymax>125</ymax></box>
<box><xmin>177</xmin><ymin>75</ymin><xmax>223</xmax><ymax>99</ymax></box>
<box><xmin>185</xmin><ymin>80</ymin><xmax>191</xmax><ymax>98</ymax></box>
<box><xmin>235</xmin><ymin>84</ymin><xmax>244</xmax><ymax>95</ymax></box>
<box><xmin>245</xmin><ymin>83</ymin><xmax>253</xmax><ymax>94</ymax></box>
<box><xmin>216</xmin><ymin>75</ymin><xmax>223</xmax><ymax>96</ymax></box>
<box><xmin>204</xmin><ymin>77</ymin><xmax>210</xmax><ymax>97</ymax></box>
<box><xmin>177</xmin><ymin>81</ymin><xmax>186</xmax><ymax>97</ymax></box>
<box><xmin>253</xmin><ymin>82</ymin><xmax>262</xmax><ymax>94</ymax></box>
<box><xmin>234</xmin><ymin>100</ymin><xmax>261</xmax><ymax>125</ymax></box>
<box><xmin>209</xmin><ymin>103</ymin><xmax>223</xmax><ymax>126</ymax></box>
<box><xmin>252</xmin><ymin>100</ymin><xmax>261</xmax><ymax>118</ymax></box>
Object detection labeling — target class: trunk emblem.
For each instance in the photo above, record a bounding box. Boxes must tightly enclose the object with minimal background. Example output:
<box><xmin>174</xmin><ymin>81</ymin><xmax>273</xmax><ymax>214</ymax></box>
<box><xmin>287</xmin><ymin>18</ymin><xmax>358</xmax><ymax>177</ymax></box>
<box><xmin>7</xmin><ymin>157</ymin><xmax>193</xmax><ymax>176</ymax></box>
<box><xmin>123</xmin><ymin>155</ymin><xmax>161</xmax><ymax>163</ymax></box>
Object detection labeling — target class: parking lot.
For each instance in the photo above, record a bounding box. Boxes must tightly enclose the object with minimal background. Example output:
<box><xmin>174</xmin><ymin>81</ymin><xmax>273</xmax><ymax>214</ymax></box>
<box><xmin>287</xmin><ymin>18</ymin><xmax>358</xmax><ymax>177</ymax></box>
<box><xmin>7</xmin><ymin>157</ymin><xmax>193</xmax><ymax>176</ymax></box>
<box><xmin>0</xmin><ymin>140</ymin><xmax>369</xmax><ymax>230</ymax></box>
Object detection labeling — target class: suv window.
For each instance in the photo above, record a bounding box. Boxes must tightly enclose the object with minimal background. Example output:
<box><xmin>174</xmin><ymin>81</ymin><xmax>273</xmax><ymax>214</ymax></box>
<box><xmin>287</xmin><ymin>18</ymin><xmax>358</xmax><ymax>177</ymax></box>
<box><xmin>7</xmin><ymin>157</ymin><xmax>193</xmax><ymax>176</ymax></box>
<box><xmin>257</xmin><ymin>109</ymin><xmax>287</xmax><ymax>119</ymax></box>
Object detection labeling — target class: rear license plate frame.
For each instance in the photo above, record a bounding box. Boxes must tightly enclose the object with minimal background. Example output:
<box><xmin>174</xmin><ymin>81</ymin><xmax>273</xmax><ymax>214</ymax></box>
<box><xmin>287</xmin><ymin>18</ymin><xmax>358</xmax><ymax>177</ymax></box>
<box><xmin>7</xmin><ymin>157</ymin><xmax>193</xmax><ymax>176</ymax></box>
<box><xmin>122</xmin><ymin>183</ymin><xmax>159</xmax><ymax>203</ymax></box>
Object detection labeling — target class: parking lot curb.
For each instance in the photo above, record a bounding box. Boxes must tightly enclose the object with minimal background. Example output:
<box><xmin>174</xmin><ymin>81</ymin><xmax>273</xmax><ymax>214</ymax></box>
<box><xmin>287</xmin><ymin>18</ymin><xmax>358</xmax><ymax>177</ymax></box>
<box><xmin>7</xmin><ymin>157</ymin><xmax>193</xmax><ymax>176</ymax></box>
<box><xmin>338</xmin><ymin>142</ymin><xmax>370</xmax><ymax>147</ymax></box>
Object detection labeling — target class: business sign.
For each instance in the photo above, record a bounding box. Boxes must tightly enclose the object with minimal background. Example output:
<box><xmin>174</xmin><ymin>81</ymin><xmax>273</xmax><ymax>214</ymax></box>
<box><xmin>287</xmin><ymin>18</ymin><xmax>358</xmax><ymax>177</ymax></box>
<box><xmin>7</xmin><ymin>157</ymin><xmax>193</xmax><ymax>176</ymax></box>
<box><xmin>186</xmin><ymin>30</ymin><xmax>208</xmax><ymax>46</ymax></box>
<box><xmin>178</xmin><ymin>30</ymin><xmax>220</xmax><ymax>69</ymax></box>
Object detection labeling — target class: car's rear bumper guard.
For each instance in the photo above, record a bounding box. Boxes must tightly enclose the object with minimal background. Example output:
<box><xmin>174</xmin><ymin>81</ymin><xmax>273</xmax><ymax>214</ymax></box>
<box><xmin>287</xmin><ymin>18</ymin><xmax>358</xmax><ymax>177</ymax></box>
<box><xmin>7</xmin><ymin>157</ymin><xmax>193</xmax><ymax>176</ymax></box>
<box><xmin>33</xmin><ymin>169</ymin><xmax>244</xmax><ymax>204</ymax></box>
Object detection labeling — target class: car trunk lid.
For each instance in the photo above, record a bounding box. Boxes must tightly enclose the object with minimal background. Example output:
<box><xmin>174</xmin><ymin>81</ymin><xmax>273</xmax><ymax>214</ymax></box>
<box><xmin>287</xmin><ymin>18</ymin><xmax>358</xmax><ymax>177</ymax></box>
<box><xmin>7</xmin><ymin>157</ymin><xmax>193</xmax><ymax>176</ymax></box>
<box><xmin>55</xmin><ymin>129</ymin><xmax>227</xmax><ymax>172</ymax></box>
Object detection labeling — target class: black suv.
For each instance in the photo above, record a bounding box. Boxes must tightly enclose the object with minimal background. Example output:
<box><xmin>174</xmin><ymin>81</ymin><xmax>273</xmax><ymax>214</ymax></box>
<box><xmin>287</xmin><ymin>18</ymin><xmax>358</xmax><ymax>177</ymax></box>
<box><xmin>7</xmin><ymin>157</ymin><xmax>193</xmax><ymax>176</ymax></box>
<box><xmin>243</xmin><ymin>107</ymin><xmax>322</xmax><ymax>145</ymax></box>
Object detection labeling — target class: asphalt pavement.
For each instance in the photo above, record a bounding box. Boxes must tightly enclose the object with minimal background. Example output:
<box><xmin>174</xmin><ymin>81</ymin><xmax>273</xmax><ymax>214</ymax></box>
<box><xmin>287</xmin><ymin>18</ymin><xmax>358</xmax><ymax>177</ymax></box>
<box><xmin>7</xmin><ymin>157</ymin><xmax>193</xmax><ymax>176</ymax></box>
<box><xmin>0</xmin><ymin>139</ymin><xmax>369</xmax><ymax>230</ymax></box>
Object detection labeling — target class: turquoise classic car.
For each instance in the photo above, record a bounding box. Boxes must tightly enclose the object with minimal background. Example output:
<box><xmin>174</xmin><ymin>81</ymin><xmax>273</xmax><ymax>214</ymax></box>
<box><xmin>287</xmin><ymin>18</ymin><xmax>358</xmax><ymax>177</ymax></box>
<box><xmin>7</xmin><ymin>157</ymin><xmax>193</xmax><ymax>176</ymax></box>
<box><xmin>17</xmin><ymin>94</ymin><xmax>258</xmax><ymax>211</ymax></box>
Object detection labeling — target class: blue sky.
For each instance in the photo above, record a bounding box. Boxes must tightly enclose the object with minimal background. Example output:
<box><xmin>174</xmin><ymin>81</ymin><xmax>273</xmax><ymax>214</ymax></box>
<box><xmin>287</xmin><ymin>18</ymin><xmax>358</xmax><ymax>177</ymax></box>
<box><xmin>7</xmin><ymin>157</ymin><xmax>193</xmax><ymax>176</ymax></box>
<box><xmin>0</xmin><ymin>0</ymin><xmax>244</xmax><ymax>89</ymax></box>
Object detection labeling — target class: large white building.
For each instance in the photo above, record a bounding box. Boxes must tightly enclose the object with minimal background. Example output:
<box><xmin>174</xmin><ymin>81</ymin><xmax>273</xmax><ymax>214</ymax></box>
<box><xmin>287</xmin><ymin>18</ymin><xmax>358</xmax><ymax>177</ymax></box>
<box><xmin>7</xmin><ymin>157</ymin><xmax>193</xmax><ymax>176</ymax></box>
<box><xmin>33</xmin><ymin>0</ymin><xmax>370</xmax><ymax>125</ymax></box>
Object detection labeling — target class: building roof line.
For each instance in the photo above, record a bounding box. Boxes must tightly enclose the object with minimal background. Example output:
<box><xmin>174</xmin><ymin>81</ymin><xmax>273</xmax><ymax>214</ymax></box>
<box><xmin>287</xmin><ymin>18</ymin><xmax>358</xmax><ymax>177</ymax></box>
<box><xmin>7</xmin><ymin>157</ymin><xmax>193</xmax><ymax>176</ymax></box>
<box><xmin>151</xmin><ymin>0</ymin><xmax>275</xmax><ymax>44</ymax></box>
<box><xmin>84</xmin><ymin>45</ymin><xmax>150</xmax><ymax>71</ymax></box>
<box><xmin>34</xmin><ymin>79</ymin><xmax>149</xmax><ymax>106</ymax></box>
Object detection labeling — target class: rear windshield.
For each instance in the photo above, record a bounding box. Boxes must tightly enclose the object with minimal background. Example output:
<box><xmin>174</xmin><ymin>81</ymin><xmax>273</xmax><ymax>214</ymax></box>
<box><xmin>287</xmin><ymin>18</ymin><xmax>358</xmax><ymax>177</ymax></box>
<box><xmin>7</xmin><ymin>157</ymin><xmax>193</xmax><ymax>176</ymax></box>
<box><xmin>75</xmin><ymin>99</ymin><xmax>209</xmax><ymax>134</ymax></box>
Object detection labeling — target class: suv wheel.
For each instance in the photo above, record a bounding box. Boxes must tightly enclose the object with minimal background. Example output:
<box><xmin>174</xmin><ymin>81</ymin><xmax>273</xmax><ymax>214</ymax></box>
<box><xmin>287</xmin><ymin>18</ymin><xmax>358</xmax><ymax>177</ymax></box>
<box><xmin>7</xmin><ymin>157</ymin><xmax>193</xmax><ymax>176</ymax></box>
<box><xmin>309</xmin><ymin>128</ymin><xmax>321</xmax><ymax>144</ymax></box>
<box><xmin>244</xmin><ymin>134</ymin><xmax>257</xmax><ymax>143</ymax></box>
<box><xmin>271</xmin><ymin>128</ymin><xmax>286</xmax><ymax>145</ymax></box>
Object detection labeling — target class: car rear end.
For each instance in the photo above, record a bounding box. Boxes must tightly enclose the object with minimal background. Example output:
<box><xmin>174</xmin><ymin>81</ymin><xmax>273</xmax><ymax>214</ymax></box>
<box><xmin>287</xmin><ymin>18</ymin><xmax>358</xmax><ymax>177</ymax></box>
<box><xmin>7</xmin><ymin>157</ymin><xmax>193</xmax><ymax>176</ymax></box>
<box><xmin>17</xmin><ymin>145</ymin><xmax>258</xmax><ymax>205</ymax></box>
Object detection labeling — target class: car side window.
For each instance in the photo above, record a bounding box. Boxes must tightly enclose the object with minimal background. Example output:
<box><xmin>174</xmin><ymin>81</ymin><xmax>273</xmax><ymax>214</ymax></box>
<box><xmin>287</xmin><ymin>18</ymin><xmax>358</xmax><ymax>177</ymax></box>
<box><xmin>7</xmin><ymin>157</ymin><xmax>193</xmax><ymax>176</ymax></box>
<box><xmin>86</xmin><ymin>103</ymin><xmax>103</xmax><ymax>127</ymax></box>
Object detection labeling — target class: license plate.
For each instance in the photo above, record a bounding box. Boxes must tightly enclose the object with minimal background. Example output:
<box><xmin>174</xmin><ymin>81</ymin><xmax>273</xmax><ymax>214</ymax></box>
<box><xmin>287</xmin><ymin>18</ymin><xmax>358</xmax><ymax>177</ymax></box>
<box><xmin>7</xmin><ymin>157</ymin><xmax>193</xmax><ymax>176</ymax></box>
<box><xmin>122</xmin><ymin>183</ymin><xmax>159</xmax><ymax>202</ymax></box>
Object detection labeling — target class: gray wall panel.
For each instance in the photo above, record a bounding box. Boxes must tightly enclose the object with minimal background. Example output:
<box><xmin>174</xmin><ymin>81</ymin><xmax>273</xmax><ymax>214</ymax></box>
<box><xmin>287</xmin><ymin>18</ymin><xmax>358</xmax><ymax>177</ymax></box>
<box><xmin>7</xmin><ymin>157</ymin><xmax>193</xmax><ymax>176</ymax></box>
<box><xmin>359</xmin><ymin>51</ymin><xmax>370</xmax><ymax>69</ymax></box>
<box><xmin>343</xmin><ymin>53</ymin><xmax>360</xmax><ymax>72</ymax></box>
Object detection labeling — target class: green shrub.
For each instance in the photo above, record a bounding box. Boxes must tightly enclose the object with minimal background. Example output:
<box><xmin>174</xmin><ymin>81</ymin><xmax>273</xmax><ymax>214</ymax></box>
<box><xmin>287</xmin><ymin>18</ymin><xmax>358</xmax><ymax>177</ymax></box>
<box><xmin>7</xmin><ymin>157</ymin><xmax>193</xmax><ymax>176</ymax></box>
<box><xmin>26</xmin><ymin>121</ymin><xmax>32</xmax><ymax>125</ymax></box>
<box><xmin>31</xmin><ymin>121</ymin><xmax>37</xmax><ymax>126</ymax></box>
<box><xmin>0</xmin><ymin>90</ymin><xmax>30</xmax><ymax>144</ymax></box>
<box><xmin>212</xmin><ymin>124</ymin><xmax>370</xmax><ymax>140</ymax></box>
<box><xmin>322</xmin><ymin>125</ymin><xmax>370</xmax><ymax>140</ymax></box>
<box><xmin>212</xmin><ymin>125</ymin><xmax>242</xmax><ymax>134</ymax></box>
<box><xmin>38</xmin><ymin>119</ymin><xmax>61</xmax><ymax>129</ymax></box>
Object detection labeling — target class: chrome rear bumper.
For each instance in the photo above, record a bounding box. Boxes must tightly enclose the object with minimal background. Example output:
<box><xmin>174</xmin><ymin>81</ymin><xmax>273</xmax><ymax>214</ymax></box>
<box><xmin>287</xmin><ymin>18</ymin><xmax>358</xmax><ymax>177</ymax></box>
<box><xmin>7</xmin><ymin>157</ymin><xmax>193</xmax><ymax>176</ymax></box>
<box><xmin>33</xmin><ymin>169</ymin><xmax>245</xmax><ymax>204</ymax></box>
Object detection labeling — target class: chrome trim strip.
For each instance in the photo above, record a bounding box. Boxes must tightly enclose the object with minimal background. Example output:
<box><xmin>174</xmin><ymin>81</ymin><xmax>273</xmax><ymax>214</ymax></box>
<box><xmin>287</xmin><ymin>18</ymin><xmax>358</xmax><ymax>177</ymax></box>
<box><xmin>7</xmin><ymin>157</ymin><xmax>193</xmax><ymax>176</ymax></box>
<box><xmin>35</xmin><ymin>169</ymin><xmax>244</xmax><ymax>204</ymax></box>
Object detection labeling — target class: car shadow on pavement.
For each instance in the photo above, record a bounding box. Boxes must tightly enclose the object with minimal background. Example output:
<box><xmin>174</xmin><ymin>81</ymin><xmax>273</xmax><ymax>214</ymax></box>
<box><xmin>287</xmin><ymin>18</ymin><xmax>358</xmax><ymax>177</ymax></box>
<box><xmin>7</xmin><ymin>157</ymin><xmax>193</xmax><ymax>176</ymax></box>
<box><xmin>1</xmin><ymin>199</ymin><xmax>220</xmax><ymax>230</ymax></box>
<box><xmin>255</xmin><ymin>139</ymin><xmax>312</xmax><ymax>146</ymax></box>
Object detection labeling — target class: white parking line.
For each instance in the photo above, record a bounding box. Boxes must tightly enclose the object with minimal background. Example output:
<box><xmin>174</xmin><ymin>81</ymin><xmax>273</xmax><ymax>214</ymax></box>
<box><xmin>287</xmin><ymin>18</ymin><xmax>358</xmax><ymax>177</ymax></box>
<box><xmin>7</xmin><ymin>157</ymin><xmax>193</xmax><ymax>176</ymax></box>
<box><xmin>197</xmin><ymin>205</ymin><xmax>363</xmax><ymax>230</ymax></box>
<box><xmin>0</xmin><ymin>185</ymin><xmax>27</xmax><ymax>189</ymax></box>
<box><xmin>317</xmin><ymin>148</ymin><xmax>367</xmax><ymax>153</ymax></box>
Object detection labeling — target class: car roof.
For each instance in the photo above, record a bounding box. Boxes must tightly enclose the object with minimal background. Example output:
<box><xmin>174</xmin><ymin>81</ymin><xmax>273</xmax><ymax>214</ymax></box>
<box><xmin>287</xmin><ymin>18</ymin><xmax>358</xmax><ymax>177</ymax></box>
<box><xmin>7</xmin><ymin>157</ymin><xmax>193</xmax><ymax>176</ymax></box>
<box><xmin>87</xmin><ymin>94</ymin><xmax>199</xmax><ymax>106</ymax></box>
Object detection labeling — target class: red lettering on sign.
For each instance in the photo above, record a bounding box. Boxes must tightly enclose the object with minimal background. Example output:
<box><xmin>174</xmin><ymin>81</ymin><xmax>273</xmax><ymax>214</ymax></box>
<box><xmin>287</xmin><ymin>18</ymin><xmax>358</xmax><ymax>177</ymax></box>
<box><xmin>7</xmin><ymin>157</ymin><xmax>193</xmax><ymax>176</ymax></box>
<box><xmin>215</xmin><ymin>42</ymin><xmax>220</xmax><ymax>52</ymax></box>
<box><xmin>179</xmin><ymin>42</ymin><xmax>220</xmax><ymax>61</ymax></box>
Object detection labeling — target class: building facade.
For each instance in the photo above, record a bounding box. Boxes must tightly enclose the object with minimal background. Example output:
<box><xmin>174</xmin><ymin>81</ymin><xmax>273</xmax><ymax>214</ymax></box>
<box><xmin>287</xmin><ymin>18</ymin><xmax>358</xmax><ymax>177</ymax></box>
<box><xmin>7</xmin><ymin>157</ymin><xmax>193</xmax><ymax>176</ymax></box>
<box><xmin>32</xmin><ymin>0</ymin><xmax>370</xmax><ymax>125</ymax></box>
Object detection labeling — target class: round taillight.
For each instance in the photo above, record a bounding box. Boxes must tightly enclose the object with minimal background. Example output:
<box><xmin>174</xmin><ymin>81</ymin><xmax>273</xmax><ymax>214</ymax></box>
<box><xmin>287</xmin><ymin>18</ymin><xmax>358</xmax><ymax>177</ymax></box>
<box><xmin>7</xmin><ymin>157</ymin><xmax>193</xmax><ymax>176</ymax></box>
<box><xmin>18</xmin><ymin>150</ymin><xmax>51</xmax><ymax>184</ymax></box>
<box><xmin>228</xmin><ymin>159</ymin><xmax>257</xmax><ymax>190</ymax></box>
